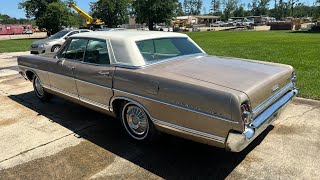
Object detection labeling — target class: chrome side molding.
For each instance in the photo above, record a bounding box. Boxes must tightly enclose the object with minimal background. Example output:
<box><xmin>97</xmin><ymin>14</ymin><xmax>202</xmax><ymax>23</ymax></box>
<box><xmin>112</xmin><ymin>89</ymin><xmax>238</xmax><ymax>124</ymax></box>
<box><xmin>43</xmin><ymin>85</ymin><xmax>111</xmax><ymax>111</ymax></box>
<box><xmin>153</xmin><ymin>118</ymin><xmax>226</xmax><ymax>144</ymax></box>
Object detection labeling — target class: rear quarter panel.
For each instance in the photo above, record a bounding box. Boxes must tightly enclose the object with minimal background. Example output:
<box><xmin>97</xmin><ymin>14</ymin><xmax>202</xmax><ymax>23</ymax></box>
<box><xmin>113</xmin><ymin>67</ymin><xmax>246</xmax><ymax>142</ymax></box>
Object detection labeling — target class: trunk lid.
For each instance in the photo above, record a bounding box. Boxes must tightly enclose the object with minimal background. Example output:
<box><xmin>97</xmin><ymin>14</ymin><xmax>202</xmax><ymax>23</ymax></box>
<box><xmin>164</xmin><ymin>55</ymin><xmax>293</xmax><ymax>109</ymax></box>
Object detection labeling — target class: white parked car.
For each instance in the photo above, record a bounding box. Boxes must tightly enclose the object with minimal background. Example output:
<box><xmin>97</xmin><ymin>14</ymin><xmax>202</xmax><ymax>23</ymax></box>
<box><xmin>210</xmin><ymin>21</ymin><xmax>225</xmax><ymax>27</ymax></box>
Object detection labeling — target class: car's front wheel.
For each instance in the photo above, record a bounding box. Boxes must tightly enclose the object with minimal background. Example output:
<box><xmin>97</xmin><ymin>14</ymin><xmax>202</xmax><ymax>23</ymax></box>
<box><xmin>120</xmin><ymin>102</ymin><xmax>158</xmax><ymax>142</ymax></box>
<box><xmin>32</xmin><ymin>75</ymin><xmax>51</xmax><ymax>102</ymax></box>
<box><xmin>51</xmin><ymin>45</ymin><xmax>61</xmax><ymax>52</ymax></box>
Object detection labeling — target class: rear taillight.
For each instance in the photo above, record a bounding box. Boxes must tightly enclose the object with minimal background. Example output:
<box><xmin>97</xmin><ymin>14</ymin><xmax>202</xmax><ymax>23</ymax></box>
<box><xmin>241</xmin><ymin>103</ymin><xmax>251</xmax><ymax>125</ymax></box>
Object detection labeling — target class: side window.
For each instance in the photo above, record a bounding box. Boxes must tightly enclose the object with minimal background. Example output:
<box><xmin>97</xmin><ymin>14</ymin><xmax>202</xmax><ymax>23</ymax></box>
<box><xmin>80</xmin><ymin>30</ymin><xmax>90</xmax><ymax>33</ymax></box>
<box><xmin>67</xmin><ymin>31</ymin><xmax>79</xmax><ymax>37</ymax></box>
<box><xmin>84</xmin><ymin>39</ymin><xmax>110</xmax><ymax>65</ymax></box>
<box><xmin>58</xmin><ymin>38</ymin><xmax>88</xmax><ymax>61</ymax></box>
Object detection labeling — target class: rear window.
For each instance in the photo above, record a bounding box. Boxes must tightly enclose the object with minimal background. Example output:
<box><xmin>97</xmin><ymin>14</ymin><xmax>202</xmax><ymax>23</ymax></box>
<box><xmin>136</xmin><ymin>38</ymin><xmax>202</xmax><ymax>64</ymax></box>
<box><xmin>48</xmin><ymin>31</ymin><xmax>70</xmax><ymax>39</ymax></box>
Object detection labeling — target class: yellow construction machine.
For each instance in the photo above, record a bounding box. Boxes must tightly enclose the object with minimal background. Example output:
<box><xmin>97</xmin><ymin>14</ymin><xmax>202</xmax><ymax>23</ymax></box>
<box><xmin>69</xmin><ymin>3</ymin><xmax>105</xmax><ymax>28</ymax></box>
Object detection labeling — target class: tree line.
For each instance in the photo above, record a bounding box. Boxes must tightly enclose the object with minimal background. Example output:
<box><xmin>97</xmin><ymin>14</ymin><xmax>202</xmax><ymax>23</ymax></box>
<box><xmin>18</xmin><ymin>0</ymin><xmax>320</xmax><ymax>33</ymax></box>
<box><xmin>0</xmin><ymin>14</ymin><xmax>35</xmax><ymax>25</ymax></box>
<box><xmin>206</xmin><ymin>0</ymin><xmax>320</xmax><ymax>21</ymax></box>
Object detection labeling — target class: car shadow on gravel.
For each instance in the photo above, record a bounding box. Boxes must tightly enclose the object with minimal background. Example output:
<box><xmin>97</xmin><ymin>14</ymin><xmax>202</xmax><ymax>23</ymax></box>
<box><xmin>9</xmin><ymin>91</ymin><xmax>273</xmax><ymax>179</ymax></box>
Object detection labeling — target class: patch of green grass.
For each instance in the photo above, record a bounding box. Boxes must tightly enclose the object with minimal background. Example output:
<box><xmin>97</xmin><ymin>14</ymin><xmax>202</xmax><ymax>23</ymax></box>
<box><xmin>187</xmin><ymin>31</ymin><xmax>320</xmax><ymax>100</ymax></box>
<box><xmin>0</xmin><ymin>39</ymin><xmax>40</xmax><ymax>53</ymax></box>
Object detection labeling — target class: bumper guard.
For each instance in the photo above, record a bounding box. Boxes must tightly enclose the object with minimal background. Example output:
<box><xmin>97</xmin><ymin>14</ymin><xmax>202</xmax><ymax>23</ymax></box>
<box><xmin>226</xmin><ymin>88</ymin><xmax>298</xmax><ymax>152</ymax></box>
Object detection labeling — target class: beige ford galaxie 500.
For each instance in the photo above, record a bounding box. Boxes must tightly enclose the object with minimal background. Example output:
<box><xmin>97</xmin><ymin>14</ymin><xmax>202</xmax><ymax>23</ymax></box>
<box><xmin>18</xmin><ymin>31</ymin><xmax>298</xmax><ymax>152</ymax></box>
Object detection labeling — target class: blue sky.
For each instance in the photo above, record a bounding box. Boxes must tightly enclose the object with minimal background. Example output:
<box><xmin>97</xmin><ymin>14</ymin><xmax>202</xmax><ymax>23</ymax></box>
<box><xmin>0</xmin><ymin>0</ymin><xmax>313</xmax><ymax>19</ymax></box>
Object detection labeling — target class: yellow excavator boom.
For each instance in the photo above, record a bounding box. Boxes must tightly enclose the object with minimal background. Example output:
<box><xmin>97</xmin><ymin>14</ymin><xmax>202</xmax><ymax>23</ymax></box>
<box><xmin>69</xmin><ymin>3</ymin><xmax>104</xmax><ymax>26</ymax></box>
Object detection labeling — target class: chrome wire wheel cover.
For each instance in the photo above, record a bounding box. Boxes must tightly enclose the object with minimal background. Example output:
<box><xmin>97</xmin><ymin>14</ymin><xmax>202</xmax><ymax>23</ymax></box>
<box><xmin>34</xmin><ymin>77</ymin><xmax>44</xmax><ymax>97</ymax></box>
<box><xmin>123</xmin><ymin>104</ymin><xmax>149</xmax><ymax>139</ymax></box>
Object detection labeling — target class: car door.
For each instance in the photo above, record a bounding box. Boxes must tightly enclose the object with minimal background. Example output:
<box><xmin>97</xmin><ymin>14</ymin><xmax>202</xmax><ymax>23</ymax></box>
<box><xmin>73</xmin><ymin>38</ymin><xmax>115</xmax><ymax>110</ymax></box>
<box><xmin>48</xmin><ymin>38</ymin><xmax>88</xmax><ymax>98</ymax></box>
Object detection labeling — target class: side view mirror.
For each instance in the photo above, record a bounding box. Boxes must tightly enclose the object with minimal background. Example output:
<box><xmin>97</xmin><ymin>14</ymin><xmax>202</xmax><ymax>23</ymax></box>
<box><xmin>64</xmin><ymin>36</ymin><xmax>69</xmax><ymax>40</ymax></box>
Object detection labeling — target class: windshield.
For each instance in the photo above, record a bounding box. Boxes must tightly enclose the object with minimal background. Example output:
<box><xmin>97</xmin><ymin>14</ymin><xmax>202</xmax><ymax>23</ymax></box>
<box><xmin>136</xmin><ymin>38</ymin><xmax>203</xmax><ymax>65</ymax></box>
<box><xmin>48</xmin><ymin>31</ymin><xmax>69</xmax><ymax>39</ymax></box>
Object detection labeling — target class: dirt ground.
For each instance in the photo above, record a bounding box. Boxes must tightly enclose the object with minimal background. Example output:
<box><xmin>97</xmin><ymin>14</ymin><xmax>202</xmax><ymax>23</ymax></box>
<box><xmin>0</xmin><ymin>52</ymin><xmax>319</xmax><ymax>179</ymax></box>
<box><xmin>0</xmin><ymin>32</ymin><xmax>47</xmax><ymax>41</ymax></box>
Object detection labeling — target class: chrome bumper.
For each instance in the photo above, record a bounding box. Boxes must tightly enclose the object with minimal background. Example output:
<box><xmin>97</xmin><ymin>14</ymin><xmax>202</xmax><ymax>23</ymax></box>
<box><xmin>225</xmin><ymin>88</ymin><xmax>298</xmax><ymax>152</ymax></box>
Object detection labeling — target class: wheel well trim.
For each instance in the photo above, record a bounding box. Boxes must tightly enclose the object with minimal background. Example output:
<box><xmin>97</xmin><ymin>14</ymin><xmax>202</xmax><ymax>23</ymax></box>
<box><xmin>110</xmin><ymin>96</ymin><xmax>226</xmax><ymax>144</ymax></box>
<box><xmin>25</xmin><ymin>69</ymin><xmax>37</xmax><ymax>81</ymax></box>
<box><xmin>110</xmin><ymin>96</ymin><xmax>154</xmax><ymax>122</ymax></box>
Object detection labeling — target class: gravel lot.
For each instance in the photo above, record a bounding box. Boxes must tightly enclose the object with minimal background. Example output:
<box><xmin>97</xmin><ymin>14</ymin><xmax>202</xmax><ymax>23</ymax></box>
<box><xmin>0</xmin><ymin>32</ymin><xmax>47</xmax><ymax>41</ymax></box>
<box><xmin>0</xmin><ymin>52</ymin><xmax>319</xmax><ymax>179</ymax></box>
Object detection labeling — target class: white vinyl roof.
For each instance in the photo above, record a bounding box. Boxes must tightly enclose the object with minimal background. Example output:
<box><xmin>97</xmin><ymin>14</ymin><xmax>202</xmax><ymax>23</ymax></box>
<box><xmin>72</xmin><ymin>31</ymin><xmax>188</xmax><ymax>41</ymax></box>
<box><xmin>71</xmin><ymin>31</ymin><xmax>202</xmax><ymax>67</ymax></box>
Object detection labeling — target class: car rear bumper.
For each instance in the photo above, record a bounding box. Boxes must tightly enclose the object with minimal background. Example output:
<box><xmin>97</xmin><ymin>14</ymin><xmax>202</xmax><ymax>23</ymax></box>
<box><xmin>225</xmin><ymin>88</ymin><xmax>299</xmax><ymax>152</ymax></box>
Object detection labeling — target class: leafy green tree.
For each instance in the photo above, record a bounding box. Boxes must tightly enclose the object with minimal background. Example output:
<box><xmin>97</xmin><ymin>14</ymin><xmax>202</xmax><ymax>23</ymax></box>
<box><xmin>68</xmin><ymin>12</ymin><xmax>83</xmax><ymax>28</ymax></box>
<box><xmin>233</xmin><ymin>4</ymin><xmax>246</xmax><ymax>17</ymax></box>
<box><xmin>249</xmin><ymin>0</ymin><xmax>259</xmax><ymax>15</ymax></box>
<box><xmin>224</xmin><ymin>0</ymin><xmax>238</xmax><ymax>20</ymax></box>
<box><xmin>183</xmin><ymin>0</ymin><xmax>202</xmax><ymax>15</ymax></box>
<box><xmin>278</xmin><ymin>0</ymin><xmax>285</xmax><ymax>19</ymax></box>
<box><xmin>37</xmin><ymin>2</ymin><xmax>70</xmax><ymax>33</ymax></box>
<box><xmin>248</xmin><ymin>0</ymin><xmax>269</xmax><ymax>16</ymax></box>
<box><xmin>132</xmin><ymin>0</ymin><xmax>177</xmax><ymax>30</ymax></box>
<box><xmin>175</xmin><ymin>2</ymin><xmax>186</xmax><ymax>16</ymax></box>
<box><xmin>19</xmin><ymin>0</ymin><xmax>59</xmax><ymax>19</ymax></box>
<box><xmin>19</xmin><ymin>0</ymin><xmax>82</xmax><ymax>34</ymax></box>
<box><xmin>258</xmin><ymin>0</ymin><xmax>270</xmax><ymax>15</ymax></box>
<box><xmin>0</xmin><ymin>13</ymin><xmax>36</xmax><ymax>25</ymax></box>
<box><xmin>90</xmin><ymin>0</ymin><xmax>131</xmax><ymax>28</ymax></box>
<box><xmin>211</xmin><ymin>0</ymin><xmax>221</xmax><ymax>15</ymax></box>
<box><xmin>288</xmin><ymin>0</ymin><xmax>299</xmax><ymax>17</ymax></box>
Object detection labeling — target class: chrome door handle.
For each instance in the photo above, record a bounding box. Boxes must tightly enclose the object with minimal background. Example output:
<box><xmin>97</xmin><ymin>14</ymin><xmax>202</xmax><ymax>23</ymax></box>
<box><xmin>98</xmin><ymin>71</ymin><xmax>110</xmax><ymax>76</ymax></box>
<box><xmin>56</xmin><ymin>59</ymin><xmax>63</xmax><ymax>64</ymax></box>
<box><xmin>67</xmin><ymin>66</ymin><xmax>75</xmax><ymax>70</ymax></box>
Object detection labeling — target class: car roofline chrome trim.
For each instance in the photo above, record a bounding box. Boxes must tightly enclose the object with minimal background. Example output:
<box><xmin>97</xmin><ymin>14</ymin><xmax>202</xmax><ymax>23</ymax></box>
<box><xmin>112</xmin><ymin>53</ymin><xmax>207</xmax><ymax>69</ymax></box>
<box><xmin>111</xmin><ymin>89</ymin><xmax>239</xmax><ymax>124</ymax></box>
<box><xmin>110</xmin><ymin>96</ymin><xmax>226</xmax><ymax>144</ymax></box>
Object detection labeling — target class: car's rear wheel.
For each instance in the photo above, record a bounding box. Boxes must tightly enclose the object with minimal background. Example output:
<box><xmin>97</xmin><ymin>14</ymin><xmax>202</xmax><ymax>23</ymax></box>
<box><xmin>32</xmin><ymin>75</ymin><xmax>51</xmax><ymax>102</ymax></box>
<box><xmin>51</xmin><ymin>45</ymin><xmax>61</xmax><ymax>52</ymax></box>
<box><xmin>120</xmin><ymin>102</ymin><xmax>158</xmax><ymax>142</ymax></box>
